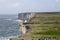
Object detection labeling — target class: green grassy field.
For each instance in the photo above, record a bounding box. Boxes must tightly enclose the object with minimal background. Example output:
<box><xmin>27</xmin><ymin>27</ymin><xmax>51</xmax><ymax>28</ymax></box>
<box><xmin>10</xmin><ymin>13</ymin><xmax>60</xmax><ymax>40</ymax></box>
<box><xmin>24</xmin><ymin>13</ymin><xmax>60</xmax><ymax>40</ymax></box>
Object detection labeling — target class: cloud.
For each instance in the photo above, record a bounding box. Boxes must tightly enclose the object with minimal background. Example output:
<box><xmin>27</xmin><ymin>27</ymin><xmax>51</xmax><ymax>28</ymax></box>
<box><xmin>0</xmin><ymin>0</ymin><xmax>60</xmax><ymax>14</ymax></box>
<box><xmin>0</xmin><ymin>0</ymin><xmax>5</xmax><ymax>2</ymax></box>
<box><xmin>12</xmin><ymin>3</ymin><xmax>20</xmax><ymax>7</ymax></box>
<box><xmin>56</xmin><ymin>0</ymin><xmax>59</xmax><ymax>2</ymax></box>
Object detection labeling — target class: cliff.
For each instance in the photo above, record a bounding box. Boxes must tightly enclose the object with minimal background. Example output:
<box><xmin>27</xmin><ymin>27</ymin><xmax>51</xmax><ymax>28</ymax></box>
<box><xmin>10</xmin><ymin>12</ymin><xmax>60</xmax><ymax>40</ymax></box>
<box><xmin>18</xmin><ymin>12</ymin><xmax>35</xmax><ymax>22</ymax></box>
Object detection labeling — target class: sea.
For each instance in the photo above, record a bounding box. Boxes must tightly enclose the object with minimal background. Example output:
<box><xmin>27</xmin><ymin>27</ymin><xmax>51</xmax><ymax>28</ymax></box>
<box><xmin>0</xmin><ymin>15</ymin><xmax>20</xmax><ymax>40</ymax></box>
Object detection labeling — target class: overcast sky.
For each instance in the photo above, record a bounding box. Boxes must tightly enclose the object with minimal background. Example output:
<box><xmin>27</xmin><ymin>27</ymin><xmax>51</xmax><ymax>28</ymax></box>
<box><xmin>0</xmin><ymin>0</ymin><xmax>60</xmax><ymax>14</ymax></box>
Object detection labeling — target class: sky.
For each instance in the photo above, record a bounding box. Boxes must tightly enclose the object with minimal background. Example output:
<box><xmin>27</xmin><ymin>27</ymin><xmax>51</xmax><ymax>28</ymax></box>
<box><xmin>0</xmin><ymin>0</ymin><xmax>60</xmax><ymax>14</ymax></box>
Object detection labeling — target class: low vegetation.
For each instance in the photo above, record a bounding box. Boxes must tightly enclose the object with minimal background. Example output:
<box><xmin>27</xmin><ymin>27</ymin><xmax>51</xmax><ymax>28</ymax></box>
<box><xmin>25</xmin><ymin>13</ymin><xmax>60</xmax><ymax>40</ymax></box>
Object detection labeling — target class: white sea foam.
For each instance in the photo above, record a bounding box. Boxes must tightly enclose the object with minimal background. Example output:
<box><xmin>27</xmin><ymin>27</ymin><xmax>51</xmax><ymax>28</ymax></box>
<box><xmin>0</xmin><ymin>36</ymin><xmax>18</xmax><ymax>40</ymax></box>
<box><xmin>13</xmin><ymin>20</ymin><xmax>23</xmax><ymax>22</ymax></box>
<box><xmin>5</xmin><ymin>18</ymin><xmax>23</xmax><ymax>22</ymax></box>
<box><xmin>5</xmin><ymin>19</ymin><xmax>12</xmax><ymax>21</ymax></box>
<box><xmin>0</xmin><ymin>37</ymin><xmax>9</xmax><ymax>40</ymax></box>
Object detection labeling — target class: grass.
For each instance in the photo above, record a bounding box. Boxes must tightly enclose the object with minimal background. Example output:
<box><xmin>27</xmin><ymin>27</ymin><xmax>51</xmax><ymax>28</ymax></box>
<box><xmin>24</xmin><ymin>13</ymin><xmax>60</xmax><ymax>39</ymax></box>
<box><xmin>31</xmin><ymin>23</ymin><xmax>60</xmax><ymax>36</ymax></box>
<box><xmin>33</xmin><ymin>30</ymin><xmax>60</xmax><ymax>36</ymax></box>
<box><xmin>31</xmin><ymin>17</ymin><xmax>60</xmax><ymax>22</ymax></box>
<box><xmin>27</xmin><ymin>23</ymin><xmax>60</xmax><ymax>35</ymax></box>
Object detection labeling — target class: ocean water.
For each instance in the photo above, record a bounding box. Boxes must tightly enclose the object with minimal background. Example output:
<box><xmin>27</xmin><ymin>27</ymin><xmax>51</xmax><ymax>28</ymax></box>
<box><xmin>0</xmin><ymin>15</ymin><xmax>20</xmax><ymax>40</ymax></box>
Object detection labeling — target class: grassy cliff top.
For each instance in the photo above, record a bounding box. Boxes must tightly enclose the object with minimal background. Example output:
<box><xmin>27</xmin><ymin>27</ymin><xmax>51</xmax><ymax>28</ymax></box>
<box><xmin>24</xmin><ymin>13</ymin><xmax>60</xmax><ymax>38</ymax></box>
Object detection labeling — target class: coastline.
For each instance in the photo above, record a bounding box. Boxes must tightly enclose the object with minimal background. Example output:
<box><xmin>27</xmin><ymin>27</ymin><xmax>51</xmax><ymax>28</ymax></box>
<box><xmin>10</xmin><ymin>12</ymin><xmax>60</xmax><ymax>40</ymax></box>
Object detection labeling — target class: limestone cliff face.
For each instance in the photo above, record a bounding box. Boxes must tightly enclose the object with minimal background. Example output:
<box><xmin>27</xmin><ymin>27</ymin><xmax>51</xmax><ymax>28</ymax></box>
<box><xmin>18</xmin><ymin>12</ymin><xmax>35</xmax><ymax>22</ymax></box>
<box><xmin>18</xmin><ymin>12</ymin><xmax>60</xmax><ymax>21</ymax></box>
<box><xmin>18</xmin><ymin>13</ymin><xmax>31</xmax><ymax>20</ymax></box>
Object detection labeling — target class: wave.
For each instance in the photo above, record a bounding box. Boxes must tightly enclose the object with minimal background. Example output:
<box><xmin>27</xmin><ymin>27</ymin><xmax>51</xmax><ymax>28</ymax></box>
<box><xmin>0</xmin><ymin>37</ymin><xmax>9</xmax><ymax>40</ymax></box>
<box><xmin>0</xmin><ymin>36</ymin><xmax>18</xmax><ymax>40</ymax></box>
<box><xmin>5</xmin><ymin>18</ymin><xmax>23</xmax><ymax>22</ymax></box>
<box><xmin>5</xmin><ymin>19</ymin><xmax>12</xmax><ymax>21</ymax></box>
<box><xmin>13</xmin><ymin>20</ymin><xmax>23</xmax><ymax>22</ymax></box>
